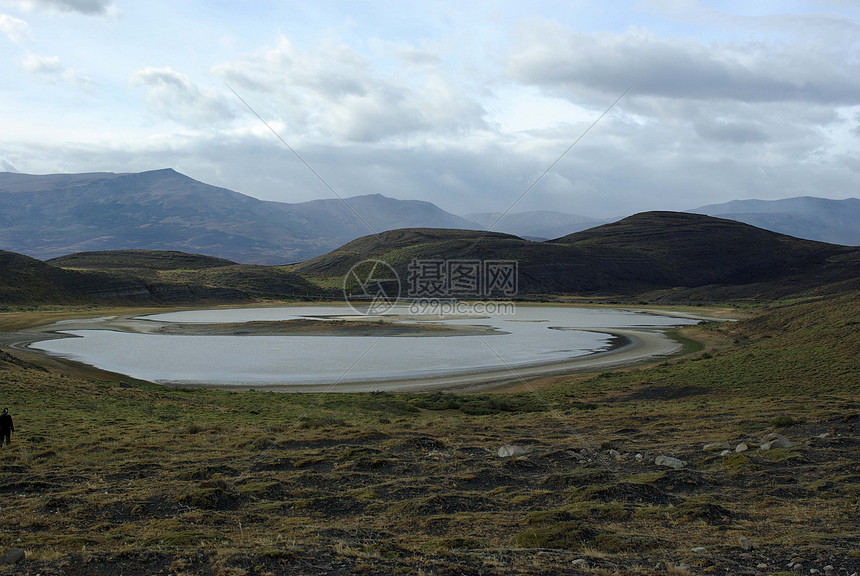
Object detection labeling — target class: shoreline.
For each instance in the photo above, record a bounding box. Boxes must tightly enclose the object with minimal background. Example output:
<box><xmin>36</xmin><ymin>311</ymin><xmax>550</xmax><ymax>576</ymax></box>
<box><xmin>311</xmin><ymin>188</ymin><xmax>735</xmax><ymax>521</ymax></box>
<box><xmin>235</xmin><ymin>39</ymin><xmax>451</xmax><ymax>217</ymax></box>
<box><xmin>3</xmin><ymin>304</ymin><xmax>706</xmax><ymax>393</ymax></box>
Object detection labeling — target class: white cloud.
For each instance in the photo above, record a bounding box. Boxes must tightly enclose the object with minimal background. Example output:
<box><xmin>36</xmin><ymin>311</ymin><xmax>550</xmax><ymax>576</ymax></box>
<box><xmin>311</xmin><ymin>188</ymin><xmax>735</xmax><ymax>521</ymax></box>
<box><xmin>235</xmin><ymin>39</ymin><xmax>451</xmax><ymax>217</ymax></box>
<box><xmin>20</xmin><ymin>53</ymin><xmax>93</xmax><ymax>89</ymax></box>
<box><xmin>3</xmin><ymin>0</ymin><xmax>116</xmax><ymax>16</ymax></box>
<box><xmin>507</xmin><ymin>22</ymin><xmax>860</xmax><ymax>105</ymax></box>
<box><xmin>130</xmin><ymin>66</ymin><xmax>235</xmax><ymax>127</ymax></box>
<box><xmin>0</xmin><ymin>13</ymin><xmax>29</xmax><ymax>42</ymax></box>
<box><xmin>212</xmin><ymin>36</ymin><xmax>487</xmax><ymax>143</ymax></box>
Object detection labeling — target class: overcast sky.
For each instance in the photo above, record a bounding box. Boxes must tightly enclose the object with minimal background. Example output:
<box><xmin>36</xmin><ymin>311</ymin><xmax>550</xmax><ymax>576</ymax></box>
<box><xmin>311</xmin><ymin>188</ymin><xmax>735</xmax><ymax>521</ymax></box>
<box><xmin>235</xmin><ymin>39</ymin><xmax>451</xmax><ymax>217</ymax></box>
<box><xmin>1</xmin><ymin>0</ymin><xmax>858</xmax><ymax>217</ymax></box>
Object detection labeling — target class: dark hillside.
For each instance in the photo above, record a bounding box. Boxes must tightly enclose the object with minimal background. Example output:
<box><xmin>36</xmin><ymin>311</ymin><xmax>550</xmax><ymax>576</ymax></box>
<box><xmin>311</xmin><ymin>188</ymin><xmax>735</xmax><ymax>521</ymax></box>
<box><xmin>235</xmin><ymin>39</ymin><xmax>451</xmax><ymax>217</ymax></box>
<box><xmin>0</xmin><ymin>250</ymin><xmax>246</xmax><ymax>305</ymax></box>
<box><xmin>296</xmin><ymin>213</ymin><xmax>858</xmax><ymax>297</ymax></box>
<box><xmin>551</xmin><ymin>212</ymin><xmax>849</xmax><ymax>287</ymax></box>
<box><xmin>48</xmin><ymin>250</ymin><xmax>237</xmax><ymax>271</ymax></box>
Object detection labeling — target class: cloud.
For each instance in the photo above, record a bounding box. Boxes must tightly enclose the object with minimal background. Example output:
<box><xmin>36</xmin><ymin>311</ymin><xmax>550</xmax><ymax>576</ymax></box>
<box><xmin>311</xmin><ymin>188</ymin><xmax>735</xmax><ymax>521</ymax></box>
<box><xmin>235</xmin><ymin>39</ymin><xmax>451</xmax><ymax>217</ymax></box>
<box><xmin>506</xmin><ymin>22</ymin><xmax>860</xmax><ymax>106</ymax></box>
<box><xmin>212</xmin><ymin>36</ymin><xmax>487</xmax><ymax>143</ymax></box>
<box><xmin>0</xmin><ymin>13</ymin><xmax>29</xmax><ymax>42</ymax></box>
<box><xmin>3</xmin><ymin>0</ymin><xmax>116</xmax><ymax>16</ymax></box>
<box><xmin>130</xmin><ymin>66</ymin><xmax>235</xmax><ymax>127</ymax></box>
<box><xmin>20</xmin><ymin>53</ymin><xmax>93</xmax><ymax>89</ymax></box>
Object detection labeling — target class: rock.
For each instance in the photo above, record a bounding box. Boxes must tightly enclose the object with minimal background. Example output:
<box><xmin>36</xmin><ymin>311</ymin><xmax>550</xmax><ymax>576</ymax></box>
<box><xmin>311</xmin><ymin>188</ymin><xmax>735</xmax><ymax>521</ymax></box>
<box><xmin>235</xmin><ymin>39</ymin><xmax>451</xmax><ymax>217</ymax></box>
<box><xmin>736</xmin><ymin>442</ymin><xmax>749</xmax><ymax>452</ymax></box>
<box><xmin>498</xmin><ymin>444</ymin><xmax>530</xmax><ymax>458</ymax></box>
<box><xmin>655</xmin><ymin>455</ymin><xmax>687</xmax><ymax>469</ymax></box>
<box><xmin>690</xmin><ymin>546</ymin><xmax>706</xmax><ymax>553</ymax></box>
<box><xmin>739</xmin><ymin>534</ymin><xmax>754</xmax><ymax>551</ymax></box>
<box><xmin>567</xmin><ymin>450</ymin><xmax>588</xmax><ymax>463</ymax></box>
<box><xmin>635</xmin><ymin>453</ymin><xmax>644</xmax><ymax>461</ymax></box>
<box><xmin>810</xmin><ymin>569</ymin><xmax>820</xmax><ymax>574</ymax></box>
<box><xmin>703</xmin><ymin>442</ymin><xmax>730</xmax><ymax>451</ymax></box>
<box><xmin>571</xmin><ymin>558</ymin><xmax>589</xmax><ymax>567</ymax></box>
<box><xmin>757</xmin><ymin>563</ymin><xmax>768</xmax><ymax>570</ymax></box>
<box><xmin>0</xmin><ymin>549</ymin><xmax>24</xmax><ymax>564</ymax></box>
<box><xmin>760</xmin><ymin>433</ymin><xmax>793</xmax><ymax>450</ymax></box>
<box><xmin>609</xmin><ymin>449</ymin><xmax>621</xmax><ymax>460</ymax></box>
<box><xmin>720</xmin><ymin>449</ymin><xmax>731</xmax><ymax>456</ymax></box>
<box><xmin>792</xmin><ymin>563</ymin><xmax>804</xmax><ymax>574</ymax></box>
<box><xmin>817</xmin><ymin>432</ymin><xmax>831</xmax><ymax>439</ymax></box>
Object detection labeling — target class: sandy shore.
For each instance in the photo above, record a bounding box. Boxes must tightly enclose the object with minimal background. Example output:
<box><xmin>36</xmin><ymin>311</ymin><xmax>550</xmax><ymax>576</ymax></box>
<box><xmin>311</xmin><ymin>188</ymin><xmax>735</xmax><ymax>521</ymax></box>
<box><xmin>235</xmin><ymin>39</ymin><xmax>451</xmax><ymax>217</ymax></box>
<box><xmin>4</xmin><ymin>308</ymin><xmax>701</xmax><ymax>392</ymax></box>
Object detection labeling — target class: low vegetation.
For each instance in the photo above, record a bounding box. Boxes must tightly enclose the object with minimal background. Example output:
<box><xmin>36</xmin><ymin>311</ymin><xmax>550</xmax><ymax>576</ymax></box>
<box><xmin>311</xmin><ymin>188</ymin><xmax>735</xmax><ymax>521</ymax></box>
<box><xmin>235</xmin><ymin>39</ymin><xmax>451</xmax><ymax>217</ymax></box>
<box><xmin>0</xmin><ymin>292</ymin><xmax>857</xmax><ymax>575</ymax></box>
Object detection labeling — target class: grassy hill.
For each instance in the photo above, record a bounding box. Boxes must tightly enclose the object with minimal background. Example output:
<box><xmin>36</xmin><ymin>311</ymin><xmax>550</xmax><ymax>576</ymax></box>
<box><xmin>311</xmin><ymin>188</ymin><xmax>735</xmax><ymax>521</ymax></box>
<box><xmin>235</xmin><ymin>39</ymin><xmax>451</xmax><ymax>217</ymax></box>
<box><xmin>4</xmin><ymin>212</ymin><xmax>857</xmax><ymax>306</ymax></box>
<box><xmin>48</xmin><ymin>250</ymin><xmax>237</xmax><ymax>271</ymax></box>
<box><xmin>0</xmin><ymin>250</ymin><xmax>251</xmax><ymax>306</ymax></box>
<box><xmin>47</xmin><ymin>249</ymin><xmax>324</xmax><ymax>300</ymax></box>
<box><xmin>297</xmin><ymin>212</ymin><xmax>859</xmax><ymax>300</ymax></box>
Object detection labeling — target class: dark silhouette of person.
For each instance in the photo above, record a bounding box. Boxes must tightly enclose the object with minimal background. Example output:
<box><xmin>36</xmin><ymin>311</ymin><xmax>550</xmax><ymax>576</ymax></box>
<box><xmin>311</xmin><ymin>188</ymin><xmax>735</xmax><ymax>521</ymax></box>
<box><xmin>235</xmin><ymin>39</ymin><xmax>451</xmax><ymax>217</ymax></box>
<box><xmin>0</xmin><ymin>408</ymin><xmax>13</xmax><ymax>446</ymax></box>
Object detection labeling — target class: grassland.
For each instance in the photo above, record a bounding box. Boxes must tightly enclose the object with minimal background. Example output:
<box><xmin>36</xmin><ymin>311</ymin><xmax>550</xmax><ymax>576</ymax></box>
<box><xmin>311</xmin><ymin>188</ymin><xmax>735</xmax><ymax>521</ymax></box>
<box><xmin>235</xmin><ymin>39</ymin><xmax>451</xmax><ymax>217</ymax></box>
<box><xmin>0</xmin><ymin>293</ymin><xmax>857</xmax><ymax>575</ymax></box>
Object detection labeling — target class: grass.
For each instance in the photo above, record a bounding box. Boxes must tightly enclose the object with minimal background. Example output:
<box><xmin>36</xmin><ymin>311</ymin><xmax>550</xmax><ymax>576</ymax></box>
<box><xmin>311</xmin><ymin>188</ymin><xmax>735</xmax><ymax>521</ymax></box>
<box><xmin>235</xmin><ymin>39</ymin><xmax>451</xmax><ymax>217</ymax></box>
<box><xmin>0</xmin><ymin>293</ymin><xmax>857</xmax><ymax>574</ymax></box>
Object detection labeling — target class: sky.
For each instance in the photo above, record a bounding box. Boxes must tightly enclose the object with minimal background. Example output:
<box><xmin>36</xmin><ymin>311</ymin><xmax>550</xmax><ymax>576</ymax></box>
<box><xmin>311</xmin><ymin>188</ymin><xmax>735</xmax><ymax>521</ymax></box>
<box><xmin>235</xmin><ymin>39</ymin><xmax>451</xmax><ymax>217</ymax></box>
<box><xmin>1</xmin><ymin>0</ymin><xmax>859</xmax><ymax>218</ymax></box>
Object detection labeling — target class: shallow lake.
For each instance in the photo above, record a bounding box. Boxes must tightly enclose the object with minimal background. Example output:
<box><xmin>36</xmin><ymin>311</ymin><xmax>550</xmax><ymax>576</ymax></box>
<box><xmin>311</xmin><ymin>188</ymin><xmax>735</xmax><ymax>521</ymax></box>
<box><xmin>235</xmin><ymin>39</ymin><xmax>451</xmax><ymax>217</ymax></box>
<box><xmin>28</xmin><ymin>305</ymin><xmax>697</xmax><ymax>387</ymax></box>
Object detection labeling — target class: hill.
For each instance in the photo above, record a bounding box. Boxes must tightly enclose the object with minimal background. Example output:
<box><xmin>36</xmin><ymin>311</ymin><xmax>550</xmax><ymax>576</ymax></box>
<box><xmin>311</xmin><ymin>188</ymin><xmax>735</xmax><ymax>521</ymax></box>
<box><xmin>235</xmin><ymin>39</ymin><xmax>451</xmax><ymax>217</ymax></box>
<box><xmin>297</xmin><ymin>212</ymin><xmax>859</xmax><ymax>299</ymax></box>
<box><xmin>690</xmin><ymin>196</ymin><xmax>860</xmax><ymax>246</ymax></box>
<box><xmin>44</xmin><ymin>249</ymin><xmax>322</xmax><ymax>301</ymax></box>
<box><xmin>6</xmin><ymin>212</ymin><xmax>858</xmax><ymax>305</ymax></box>
<box><xmin>0</xmin><ymin>169</ymin><xmax>477</xmax><ymax>264</ymax></box>
<box><xmin>0</xmin><ymin>249</ymin><xmax>273</xmax><ymax>305</ymax></box>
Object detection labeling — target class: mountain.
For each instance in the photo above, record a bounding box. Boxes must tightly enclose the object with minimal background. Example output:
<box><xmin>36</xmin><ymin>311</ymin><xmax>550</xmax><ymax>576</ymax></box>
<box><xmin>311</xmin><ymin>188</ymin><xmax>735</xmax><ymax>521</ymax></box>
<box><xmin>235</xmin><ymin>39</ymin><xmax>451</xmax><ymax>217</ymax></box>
<box><xmin>0</xmin><ymin>169</ymin><xmax>477</xmax><ymax>264</ymax></box>
<box><xmin>690</xmin><ymin>197</ymin><xmax>860</xmax><ymax>246</ymax></box>
<box><xmin>296</xmin><ymin>212</ymin><xmax>859</xmax><ymax>300</ymax></box>
<box><xmin>462</xmin><ymin>210</ymin><xmax>607</xmax><ymax>240</ymax></box>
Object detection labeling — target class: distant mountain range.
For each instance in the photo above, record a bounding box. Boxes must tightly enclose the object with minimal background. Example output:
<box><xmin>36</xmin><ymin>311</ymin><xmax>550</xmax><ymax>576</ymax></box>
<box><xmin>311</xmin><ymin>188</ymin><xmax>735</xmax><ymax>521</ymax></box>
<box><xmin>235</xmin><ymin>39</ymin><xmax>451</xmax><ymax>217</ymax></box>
<box><xmin>0</xmin><ymin>169</ymin><xmax>475</xmax><ymax>264</ymax></box>
<box><xmin>3</xmin><ymin>212</ymin><xmax>857</xmax><ymax>305</ymax></box>
<box><xmin>2</xmin><ymin>170</ymin><xmax>857</xmax><ymax>268</ymax></box>
<box><xmin>690</xmin><ymin>197</ymin><xmax>859</xmax><ymax>246</ymax></box>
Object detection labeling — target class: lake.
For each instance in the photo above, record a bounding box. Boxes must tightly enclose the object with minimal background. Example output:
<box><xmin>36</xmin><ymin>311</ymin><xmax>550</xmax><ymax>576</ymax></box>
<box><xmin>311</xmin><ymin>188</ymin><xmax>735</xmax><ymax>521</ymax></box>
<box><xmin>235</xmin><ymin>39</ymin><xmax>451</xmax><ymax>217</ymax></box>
<box><xmin>28</xmin><ymin>304</ymin><xmax>698</xmax><ymax>388</ymax></box>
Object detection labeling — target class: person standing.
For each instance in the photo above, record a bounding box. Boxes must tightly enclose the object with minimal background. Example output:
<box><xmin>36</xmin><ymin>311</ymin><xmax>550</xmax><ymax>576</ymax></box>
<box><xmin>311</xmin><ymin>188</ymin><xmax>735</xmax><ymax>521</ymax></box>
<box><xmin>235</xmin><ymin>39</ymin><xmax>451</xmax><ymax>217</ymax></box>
<box><xmin>0</xmin><ymin>408</ymin><xmax>13</xmax><ymax>446</ymax></box>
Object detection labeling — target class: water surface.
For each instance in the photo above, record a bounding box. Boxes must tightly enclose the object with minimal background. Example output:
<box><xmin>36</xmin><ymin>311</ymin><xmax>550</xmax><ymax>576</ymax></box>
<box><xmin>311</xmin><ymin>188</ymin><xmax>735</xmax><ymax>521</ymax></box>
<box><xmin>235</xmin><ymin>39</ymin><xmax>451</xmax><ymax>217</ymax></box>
<box><xmin>29</xmin><ymin>305</ymin><xmax>696</xmax><ymax>386</ymax></box>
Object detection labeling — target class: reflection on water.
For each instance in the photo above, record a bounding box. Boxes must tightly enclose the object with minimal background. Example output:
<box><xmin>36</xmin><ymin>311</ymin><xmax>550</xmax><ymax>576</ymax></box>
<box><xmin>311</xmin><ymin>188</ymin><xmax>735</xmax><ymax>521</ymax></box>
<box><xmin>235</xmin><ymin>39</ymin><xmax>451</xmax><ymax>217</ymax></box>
<box><xmin>29</xmin><ymin>305</ymin><xmax>696</xmax><ymax>386</ymax></box>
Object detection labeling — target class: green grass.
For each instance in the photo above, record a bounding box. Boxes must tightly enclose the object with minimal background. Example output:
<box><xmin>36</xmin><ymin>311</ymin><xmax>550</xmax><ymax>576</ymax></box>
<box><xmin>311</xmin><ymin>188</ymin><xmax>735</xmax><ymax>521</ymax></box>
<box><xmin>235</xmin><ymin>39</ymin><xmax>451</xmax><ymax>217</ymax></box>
<box><xmin>0</xmin><ymin>292</ymin><xmax>857</xmax><ymax>574</ymax></box>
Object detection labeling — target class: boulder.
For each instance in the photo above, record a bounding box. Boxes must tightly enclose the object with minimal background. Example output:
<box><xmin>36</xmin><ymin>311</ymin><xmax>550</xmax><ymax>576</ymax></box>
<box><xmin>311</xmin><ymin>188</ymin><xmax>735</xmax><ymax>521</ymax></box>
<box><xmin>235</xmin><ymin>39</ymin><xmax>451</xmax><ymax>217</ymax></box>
<box><xmin>654</xmin><ymin>455</ymin><xmax>687</xmax><ymax>469</ymax></box>
<box><xmin>760</xmin><ymin>433</ymin><xmax>793</xmax><ymax>450</ymax></box>
<box><xmin>498</xmin><ymin>444</ymin><xmax>530</xmax><ymax>458</ymax></box>
<box><xmin>0</xmin><ymin>549</ymin><xmax>24</xmax><ymax>564</ymax></box>
<box><xmin>703</xmin><ymin>442</ymin><xmax>730</xmax><ymax>451</ymax></box>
